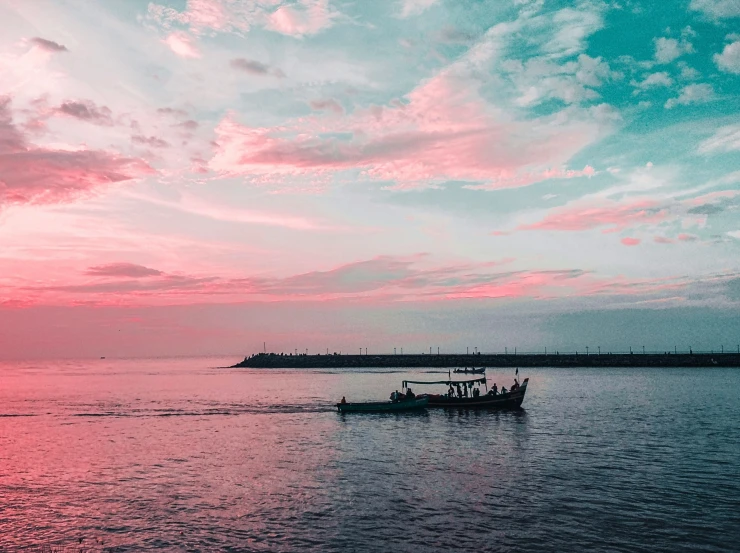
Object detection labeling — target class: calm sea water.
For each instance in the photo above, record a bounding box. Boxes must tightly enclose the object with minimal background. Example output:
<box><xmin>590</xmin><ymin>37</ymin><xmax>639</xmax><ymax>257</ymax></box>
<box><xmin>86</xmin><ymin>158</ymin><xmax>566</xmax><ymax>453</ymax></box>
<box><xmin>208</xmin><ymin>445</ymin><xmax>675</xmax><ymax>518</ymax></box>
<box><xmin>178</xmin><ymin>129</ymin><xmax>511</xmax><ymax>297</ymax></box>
<box><xmin>1</xmin><ymin>358</ymin><xmax>739</xmax><ymax>552</ymax></box>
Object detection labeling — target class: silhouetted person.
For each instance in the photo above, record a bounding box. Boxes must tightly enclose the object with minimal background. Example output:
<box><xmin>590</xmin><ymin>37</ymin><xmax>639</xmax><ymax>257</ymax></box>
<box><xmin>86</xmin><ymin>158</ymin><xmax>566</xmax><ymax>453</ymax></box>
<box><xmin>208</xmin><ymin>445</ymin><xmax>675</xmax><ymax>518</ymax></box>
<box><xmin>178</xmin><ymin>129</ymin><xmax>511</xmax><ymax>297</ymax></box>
<box><xmin>340</xmin><ymin>396</ymin><xmax>347</xmax><ymax>404</ymax></box>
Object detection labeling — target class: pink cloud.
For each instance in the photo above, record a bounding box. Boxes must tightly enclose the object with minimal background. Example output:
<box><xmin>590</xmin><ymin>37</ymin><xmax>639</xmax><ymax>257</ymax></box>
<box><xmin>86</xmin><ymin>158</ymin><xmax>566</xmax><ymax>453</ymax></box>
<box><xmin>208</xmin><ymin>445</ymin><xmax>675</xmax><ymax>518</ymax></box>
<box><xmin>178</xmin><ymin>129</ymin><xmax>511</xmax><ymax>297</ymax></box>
<box><xmin>678</xmin><ymin>233</ymin><xmax>698</xmax><ymax>242</ymax></box>
<box><xmin>0</xmin><ymin>97</ymin><xmax>153</xmax><ymax>204</ymax></box>
<box><xmin>184</xmin><ymin>0</ymin><xmax>230</xmax><ymax>32</ymax></box>
<box><xmin>579</xmin><ymin>274</ymin><xmax>687</xmax><ymax>296</ymax></box>
<box><xmin>86</xmin><ymin>263</ymin><xmax>163</xmax><ymax>278</ymax></box>
<box><xmin>209</xmin><ymin>72</ymin><xmax>613</xmax><ymax>189</ymax></box>
<box><xmin>309</xmin><ymin>98</ymin><xmax>344</xmax><ymax>114</ymax></box>
<box><xmin>268</xmin><ymin>0</ymin><xmax>338</xmax><ymax>37</ymax></box>
<box><xmin>621</xmin><ymin>237</ymin><xmax>641</xmax><ymax>246</ymax></box>
<box><xmin>10</xmin><ymin>251</ymin><xmax>727</xmax><ymax>308</ymax></box>
<box><xmin>132</xmin><ymin>135</ymin><xmax>170</xmax><ymax>148</ymax></box>
<box><xmin>230</xmin><ymin>58</ymin><xmax>285</xmax><ymax>78</ymax></box>
<box><xmin>56</xmin><ymin>100</ymin><xmax>114</xmax><ymax>126</ymax></box>
<box><xmin>149</xmin><ymin>0</ymin><xmax>338</xmax><ymax>38</ymax></box>
<box><xmin>176</xmin><ymin>120</ymin><xmax>199</xmax><ymax>131</ymax></box>
<box><xmin>164</xmin><ymin>32</ymin><xmax>201</xmax><ymax>58</ymax></box>
<box><xmin>29</xmin><ymin>37</ymin><xmax>68</xmax><ymax>53</ymax></box>
<box><xmin>518</xmin><ymin>200</ymin><xmax>665</xmax><ymax>232</ymax></box>
<box><xmin>157</xmin><ymin>107</ymin><xmax>189</xmax><ymax>118</ymax></box>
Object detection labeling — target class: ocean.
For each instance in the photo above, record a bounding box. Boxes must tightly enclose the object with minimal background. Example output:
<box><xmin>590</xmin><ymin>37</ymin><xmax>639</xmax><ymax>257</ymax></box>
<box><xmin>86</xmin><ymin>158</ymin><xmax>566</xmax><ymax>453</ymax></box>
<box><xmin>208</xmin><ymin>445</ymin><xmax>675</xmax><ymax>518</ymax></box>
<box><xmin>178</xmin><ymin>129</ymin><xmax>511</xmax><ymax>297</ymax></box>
<box><xmin>1</xmin><ymin>358</ymin><xmax>739</xmax><ymax>552</ymax></box>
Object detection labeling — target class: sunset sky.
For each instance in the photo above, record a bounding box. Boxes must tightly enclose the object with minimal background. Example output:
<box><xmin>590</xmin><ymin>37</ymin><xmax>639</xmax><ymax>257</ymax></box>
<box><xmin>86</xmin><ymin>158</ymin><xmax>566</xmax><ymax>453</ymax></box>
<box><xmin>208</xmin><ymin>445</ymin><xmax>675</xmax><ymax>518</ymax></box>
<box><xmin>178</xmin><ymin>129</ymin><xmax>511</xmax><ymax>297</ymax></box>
<box><xmin>1</xmin><ymin>0</ymin><xmax>739</xmax><ymax>359</ymax></box>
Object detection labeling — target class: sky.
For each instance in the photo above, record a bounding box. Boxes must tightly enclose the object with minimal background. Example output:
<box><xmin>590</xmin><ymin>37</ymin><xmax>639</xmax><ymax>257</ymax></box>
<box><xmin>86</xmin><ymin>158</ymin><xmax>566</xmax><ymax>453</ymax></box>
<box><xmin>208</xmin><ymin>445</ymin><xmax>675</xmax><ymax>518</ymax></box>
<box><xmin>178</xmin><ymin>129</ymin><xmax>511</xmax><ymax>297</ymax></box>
<box><xmin>0</xmin><ymin>0</ymin><xmax>739</xmax><ymax>359</ymax></box>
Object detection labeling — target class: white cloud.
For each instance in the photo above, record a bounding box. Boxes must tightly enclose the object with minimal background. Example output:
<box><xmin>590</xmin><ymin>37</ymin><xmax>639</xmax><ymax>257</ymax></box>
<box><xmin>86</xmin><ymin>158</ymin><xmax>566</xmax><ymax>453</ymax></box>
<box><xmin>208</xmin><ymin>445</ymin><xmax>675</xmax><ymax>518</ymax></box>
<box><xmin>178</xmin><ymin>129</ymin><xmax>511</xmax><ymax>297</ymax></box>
<box><xmin>632</xmin><ymin>71</ymin><xmax>673</xmax><ymax>92</ymax></box>
<box><xmin>728</xmin><ymin>230</ymin><xmax>740</xmax><ymax>240</ymax></box>
<box><xmin>399</xmin><ymin>0</ymin><xmax>439</xmax><ymax>17</ymax></box>
<box><xmin>689</xmin><ymin>0</ymin><xmax>740</xmax><ymax>19</ymax></box>
<box><xmin>713</xmin><ymin>41</ymin><xmax>740</xmax><ymax>74</ymax></box>
<box><xmin>504</xmin><ymin>54</ymin><xmax>616</xmax><ymax>107</ymax></box>
<box><xmin>698</xmin><ymin>124</ymin><xmax>740</xmax><ymax>154</ymax></box>
<box><xmin>664</xmin><ymin>83</ymin><xmax>714</xmax><ymax>109</ymax></box>
<box><xmin>677</xmin><ymin>61</ymin><xmax>700</xmax><ymax>80</ymax></box>
<box><xmin>545</xmin><ymin>8</ymin><xmax>604</xmax><ymax>57</ymax></box>
<box><xmin>654</xmin><ymin>37</ymin><xmax>693</xmax><ymax>64</ymax></box>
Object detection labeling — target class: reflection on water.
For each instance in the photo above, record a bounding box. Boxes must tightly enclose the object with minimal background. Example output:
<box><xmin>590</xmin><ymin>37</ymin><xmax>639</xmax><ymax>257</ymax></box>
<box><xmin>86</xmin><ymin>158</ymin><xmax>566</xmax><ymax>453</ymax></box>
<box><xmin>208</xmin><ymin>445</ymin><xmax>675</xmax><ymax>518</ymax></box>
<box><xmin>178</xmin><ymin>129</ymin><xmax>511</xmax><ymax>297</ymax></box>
<box><xmin>1</xmin><ymin>358</ymin><xmax>739</xmax><ymax>552</ymax></box>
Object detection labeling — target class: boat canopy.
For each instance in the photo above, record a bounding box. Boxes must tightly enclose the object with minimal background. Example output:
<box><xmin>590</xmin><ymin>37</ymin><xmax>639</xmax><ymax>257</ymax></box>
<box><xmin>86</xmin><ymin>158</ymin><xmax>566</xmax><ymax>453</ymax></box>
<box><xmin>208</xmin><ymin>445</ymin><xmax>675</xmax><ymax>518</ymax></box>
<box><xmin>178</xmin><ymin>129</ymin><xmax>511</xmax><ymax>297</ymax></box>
<box><xmin>403</xmin><ymin>377</ymin><xmax>486</xmax><ymax>387</ymax></box>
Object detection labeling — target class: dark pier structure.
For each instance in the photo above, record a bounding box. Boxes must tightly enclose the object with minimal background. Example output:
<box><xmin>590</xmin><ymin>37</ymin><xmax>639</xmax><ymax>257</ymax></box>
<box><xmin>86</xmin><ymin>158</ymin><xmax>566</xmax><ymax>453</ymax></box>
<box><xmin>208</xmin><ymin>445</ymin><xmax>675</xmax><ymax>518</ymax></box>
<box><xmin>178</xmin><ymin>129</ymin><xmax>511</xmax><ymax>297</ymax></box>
<box><xmin>232</xmin><ymin>352</ymin><xmax>740</xmax><ymax>369</ymax></box>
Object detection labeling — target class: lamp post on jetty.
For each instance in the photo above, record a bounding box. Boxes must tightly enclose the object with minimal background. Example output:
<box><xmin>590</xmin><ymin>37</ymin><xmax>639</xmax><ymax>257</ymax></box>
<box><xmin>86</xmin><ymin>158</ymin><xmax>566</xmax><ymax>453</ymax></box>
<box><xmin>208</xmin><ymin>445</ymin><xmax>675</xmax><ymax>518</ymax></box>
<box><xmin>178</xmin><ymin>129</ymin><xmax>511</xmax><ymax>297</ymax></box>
<box><xmin>586</xmin><ymin>346</ymin><xmax>589</xmax><ymax>355</ymax></box>
<box><xmin>598</xmin><ymin>346</ymin><xmax>601</xmax><ymax>355</ymax></box>
<box><xmin>643</xmin><ymin>345</ymin><xmax>645</xmax><ymax>354</ymax></box>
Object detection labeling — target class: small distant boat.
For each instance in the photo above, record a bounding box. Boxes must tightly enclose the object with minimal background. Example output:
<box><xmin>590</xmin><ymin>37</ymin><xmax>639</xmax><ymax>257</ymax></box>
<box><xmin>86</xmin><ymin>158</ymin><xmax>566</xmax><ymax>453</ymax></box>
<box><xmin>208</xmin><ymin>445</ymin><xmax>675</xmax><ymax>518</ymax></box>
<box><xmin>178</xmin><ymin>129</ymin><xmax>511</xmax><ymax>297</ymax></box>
<box><xmin>453</xmin><ymin>367</ymin><xmax>485</xmax><ymax>374</ymax></box>
<box><xmin>336</xmin><ymin>396</ymin><xmax>429</xmax><ymax>413</ymax></box>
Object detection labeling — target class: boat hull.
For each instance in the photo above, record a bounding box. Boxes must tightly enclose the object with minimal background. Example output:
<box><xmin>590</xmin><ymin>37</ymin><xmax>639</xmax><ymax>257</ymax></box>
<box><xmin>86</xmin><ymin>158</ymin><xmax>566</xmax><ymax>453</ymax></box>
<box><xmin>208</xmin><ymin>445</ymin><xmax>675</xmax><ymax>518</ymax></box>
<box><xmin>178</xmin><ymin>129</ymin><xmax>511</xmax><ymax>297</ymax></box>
<box><xmin>336</xmin><ymin>396</ymin><xmax>429</xmax><ymax>413</ymax></box>
<box><xmin>424</xmin><ymin>379</ymin><xmax>528</xmax><ymax>409</ymax></box>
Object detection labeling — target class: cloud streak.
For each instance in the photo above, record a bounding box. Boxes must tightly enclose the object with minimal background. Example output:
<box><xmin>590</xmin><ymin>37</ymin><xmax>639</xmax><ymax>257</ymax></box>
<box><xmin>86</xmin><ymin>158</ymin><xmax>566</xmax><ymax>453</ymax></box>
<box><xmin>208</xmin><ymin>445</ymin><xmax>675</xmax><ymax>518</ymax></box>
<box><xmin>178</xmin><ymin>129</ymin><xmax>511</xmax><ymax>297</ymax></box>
<box><xmin>86</xmin><ymin>263</ymin><xmax>163</xmax><ymax>278</ymax></box>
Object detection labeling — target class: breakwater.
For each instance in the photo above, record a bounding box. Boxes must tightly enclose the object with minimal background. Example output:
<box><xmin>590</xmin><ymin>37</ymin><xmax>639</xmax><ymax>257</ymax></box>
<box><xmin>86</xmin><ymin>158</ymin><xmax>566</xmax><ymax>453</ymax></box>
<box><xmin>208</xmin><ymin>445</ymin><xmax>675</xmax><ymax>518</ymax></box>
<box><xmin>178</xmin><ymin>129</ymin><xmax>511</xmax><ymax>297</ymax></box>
<box><xmin>232</xmin><ymin>352</ymin><xmax>740</xmax><ymax>369</ymax></box>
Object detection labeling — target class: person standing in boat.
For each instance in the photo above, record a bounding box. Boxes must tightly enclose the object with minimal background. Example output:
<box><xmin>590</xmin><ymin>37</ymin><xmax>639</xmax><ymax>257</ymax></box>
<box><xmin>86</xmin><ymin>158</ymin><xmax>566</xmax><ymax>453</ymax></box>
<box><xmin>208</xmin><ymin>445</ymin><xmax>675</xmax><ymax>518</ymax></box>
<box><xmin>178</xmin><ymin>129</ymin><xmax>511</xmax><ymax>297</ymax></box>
<box><xmin>448</xmin><ymin>384</ymin><xmax>455</xmax><ymax>398</ymax></box>
<box><xmin>492</xmin><ymin>383</ymin><xmax>498</xmax><ymax>395</ymax></box>
<box><xmin>405</xmin><ymin>387</ymin><xmax>415</xmax><ymax>399</ymax></box>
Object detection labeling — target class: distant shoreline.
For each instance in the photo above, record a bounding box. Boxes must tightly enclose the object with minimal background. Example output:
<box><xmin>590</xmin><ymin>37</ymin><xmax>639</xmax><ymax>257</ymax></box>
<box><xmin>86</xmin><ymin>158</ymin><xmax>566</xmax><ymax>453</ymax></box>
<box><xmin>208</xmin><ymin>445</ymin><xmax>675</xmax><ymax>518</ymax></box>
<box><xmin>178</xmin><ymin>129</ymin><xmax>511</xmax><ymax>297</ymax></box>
<box><xmin>231</xmin><ymin>352</ymin><xmax>740</xmax><ymax>369</ymax></box>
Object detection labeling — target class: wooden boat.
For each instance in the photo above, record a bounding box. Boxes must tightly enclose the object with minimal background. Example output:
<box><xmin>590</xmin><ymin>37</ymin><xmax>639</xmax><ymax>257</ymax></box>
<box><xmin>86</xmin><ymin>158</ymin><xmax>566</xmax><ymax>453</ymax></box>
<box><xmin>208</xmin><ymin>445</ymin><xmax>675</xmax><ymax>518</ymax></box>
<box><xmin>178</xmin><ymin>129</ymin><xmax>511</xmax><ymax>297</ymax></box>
<box><xmin>452</xmin><ymin>367</ymin><xmax>485</xmax><ymax>374</ymax></box>
<box><xmin>402</xmin><ymin>377</ymin><xmax>528</xmax><ymax>410</ymax></box>
<box><xmin>336</xmin><ymin>396</ymin><xmax>429</xmax><ymax>413</ymax></box>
